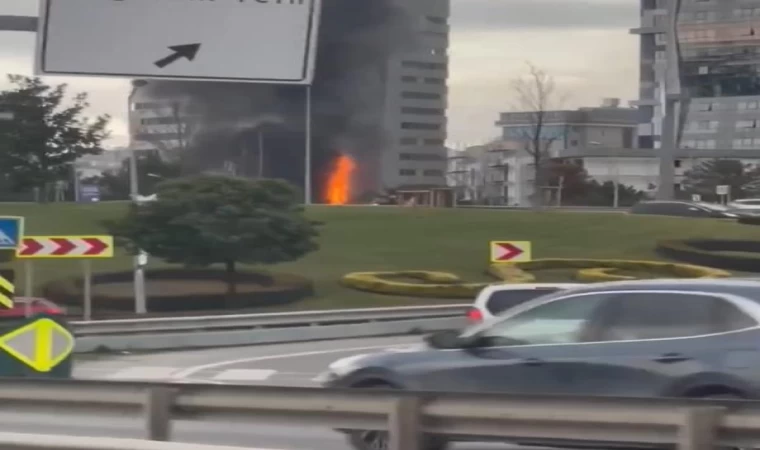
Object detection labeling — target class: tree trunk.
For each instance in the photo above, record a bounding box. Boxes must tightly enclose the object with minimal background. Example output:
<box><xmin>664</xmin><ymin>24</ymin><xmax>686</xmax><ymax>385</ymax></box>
<box><xmin>225</xmin><ymin>260</ymin><xmax>238</xmax><ymax>297</ymax></box>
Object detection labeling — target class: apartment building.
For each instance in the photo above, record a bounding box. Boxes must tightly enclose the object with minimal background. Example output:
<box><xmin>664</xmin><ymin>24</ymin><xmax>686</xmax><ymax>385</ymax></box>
<box><xmin>632</xmin><ymin>0</ymin><xmax>760</xmax><ymax>151</ymax></box>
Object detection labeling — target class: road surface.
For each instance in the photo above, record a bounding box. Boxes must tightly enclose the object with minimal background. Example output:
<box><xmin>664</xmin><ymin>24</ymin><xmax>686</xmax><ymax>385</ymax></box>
<box><xmin>73</xmin><ymin>335</ymin><xmax>420</xmax><ymax>385</ymax></box>
<box><xmin>1</xmin><ymin>336</ymin><xmax>516</xmax><ymax>450</ymax></box>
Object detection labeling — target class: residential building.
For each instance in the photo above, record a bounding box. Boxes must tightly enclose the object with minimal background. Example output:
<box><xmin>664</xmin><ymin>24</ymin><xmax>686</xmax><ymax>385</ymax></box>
<box><xmin>494</xmin><ymin>98</ymin><xmax>638</xmax><ymax>157</ymax></box>
<box><xmin>632</xmin><ymin>0</ymin><xmax>760</xmax><ymax>151</ymax></box>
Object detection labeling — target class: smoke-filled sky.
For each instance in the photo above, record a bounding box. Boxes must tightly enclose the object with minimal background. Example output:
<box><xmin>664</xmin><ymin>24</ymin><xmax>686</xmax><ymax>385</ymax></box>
<box><xmin>0</xmin><ymin>0</ymin><xmax>638</xmax><ymax>148</ymax></box>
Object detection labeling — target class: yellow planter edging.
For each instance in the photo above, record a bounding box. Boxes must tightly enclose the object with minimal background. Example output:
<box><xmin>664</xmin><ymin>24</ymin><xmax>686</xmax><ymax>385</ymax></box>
<box><xmin>339</xmin><ymin>271</ymin><xmax>488</xmax><ymax>299</ymax></box>
<box><xmin>340</xmin><ymin>259</ymin><xmax>731</xmax><ymax>298</ymax></box>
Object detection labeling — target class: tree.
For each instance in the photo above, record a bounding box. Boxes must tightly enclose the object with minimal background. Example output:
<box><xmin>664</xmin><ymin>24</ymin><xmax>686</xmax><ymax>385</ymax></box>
<box><xmin>509</xmin><ymin>62</ymin><xmax>567</xmax><ymax>207</ymax></box>
<box><xmin>0</xmin><ymin>75</ymin><xmax>110</xmax><ymax>200</ymax></box>
<box><xmin>682</xmin><ymin>159</ymin><xmax>760</xmax><ymax>201</ymax></box>
<box><xmin>544</xmin><ymin>160</ymin><xmax>591</xmax><ymax>205</ymax></box>
<box><xmin>107</xmin><ymin>175</ymin><xmax>320</xmax><ymax>294</ymax></box>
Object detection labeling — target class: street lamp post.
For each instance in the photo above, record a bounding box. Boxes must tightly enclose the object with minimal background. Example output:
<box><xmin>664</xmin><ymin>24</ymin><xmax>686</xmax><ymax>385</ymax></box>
<box><xmin>128</xmin><ymin>79</ymin><xmax>149</xmax><ymax>315</ymax></box>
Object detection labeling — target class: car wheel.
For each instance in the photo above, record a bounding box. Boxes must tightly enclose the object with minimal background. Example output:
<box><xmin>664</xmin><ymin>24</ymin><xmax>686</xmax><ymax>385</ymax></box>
<box><xmin>345</xmin><ymin>384</ymin><xmax>449</xmax><ymax>450</ymax></box>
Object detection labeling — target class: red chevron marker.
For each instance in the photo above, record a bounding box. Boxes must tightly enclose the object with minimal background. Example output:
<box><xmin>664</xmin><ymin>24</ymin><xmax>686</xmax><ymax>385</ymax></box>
<box><xmin>17</xmin><ymin>236</ymin><xmax>114</xmax><ymax>259</ymax></box>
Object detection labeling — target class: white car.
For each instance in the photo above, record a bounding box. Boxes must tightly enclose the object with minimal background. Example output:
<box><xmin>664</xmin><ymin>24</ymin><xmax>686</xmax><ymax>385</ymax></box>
<box><xmin>728</xmin><ymin>199</ymin><xmax>760</xmax><ymax>211</ymax></box>
<box><xmin>467</xmin><ymin>283</ymin><xmax>581</xmax><ymax>324</ymax></box>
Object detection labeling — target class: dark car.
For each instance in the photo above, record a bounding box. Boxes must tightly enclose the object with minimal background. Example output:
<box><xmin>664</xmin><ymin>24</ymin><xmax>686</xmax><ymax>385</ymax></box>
<box><xmin>320</xmin><ymin>279</ymin><xmax>760</xmax><ymax>450</ymax></box>
<box><xmin>629</xmin><ymin>200</ymin><xmax>738</xmax><ymax>218</ymax></box>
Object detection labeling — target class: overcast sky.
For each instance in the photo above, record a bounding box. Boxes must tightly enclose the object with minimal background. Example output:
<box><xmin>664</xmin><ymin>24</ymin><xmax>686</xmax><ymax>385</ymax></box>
<box><xmin>0</xmin><ymin>0</ymin><xmax>639</xmax><ymax>149</ymax></box>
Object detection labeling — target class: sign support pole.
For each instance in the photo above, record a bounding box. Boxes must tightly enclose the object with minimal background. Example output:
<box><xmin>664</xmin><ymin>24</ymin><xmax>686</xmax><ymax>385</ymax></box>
<box><xmin>304</xmin><ymin>84</ymin><xmax>312</xmax><ymax>205</ymax></box>
<box><xmin>82</xmin><ymin>260</ymin><xmax>92</xmax><ymax>321</ymax></box>
<box><xmin>23</xmin><ymin>260</ymin><xmax>33</xmax><ymax>298</ymax></box>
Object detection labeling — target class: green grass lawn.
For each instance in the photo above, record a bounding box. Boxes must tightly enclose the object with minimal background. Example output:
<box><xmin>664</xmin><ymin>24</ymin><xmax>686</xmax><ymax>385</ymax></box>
<box><xmin>1</xmin><ymin>202</ymin><xmax>759</xmax><ymax>312</ymax></box>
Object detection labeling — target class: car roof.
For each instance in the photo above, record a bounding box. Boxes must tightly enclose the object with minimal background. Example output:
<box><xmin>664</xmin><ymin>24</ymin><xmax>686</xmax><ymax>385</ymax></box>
<box><xmin>486</xmin><ymin>283</ymin><xmax>581</xmax><ymax>292</ymax></box>
<box><xmin>546</xmin><ymin>278</ymin><xmax>760</xmax><ymax>298</ymax></box>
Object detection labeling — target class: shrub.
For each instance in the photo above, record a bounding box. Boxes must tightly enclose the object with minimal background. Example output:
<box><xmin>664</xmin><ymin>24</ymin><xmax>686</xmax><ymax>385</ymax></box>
<box><xmin>44</xmin><ymin>269</ymin><xmax>314</xmax><ymax>313</ymax></box>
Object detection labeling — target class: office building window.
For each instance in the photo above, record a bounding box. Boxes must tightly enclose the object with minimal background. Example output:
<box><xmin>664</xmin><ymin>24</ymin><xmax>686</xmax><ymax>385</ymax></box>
<box><xmin>399</xmin><ymin>169</ymin><xmax>416</xmax><ymax>176</ymax></box>
<box><xmin>423</xmin><ymin>169</ymin><xmax>443</xmax><ymax>177</ymax></box>
<box><xmin>681</xmin><ymin>139</ymin><xmax>716</xmax><ymax>149</ymax></box>
<box><xmin>401</xmin><ymin>61</ymin><xmax>446</xmax><ymax>71</ymax></box>
<box><xmin>739</xmin><ymin>101</ymin><xmax>760</xmax><ymax>110</ymax></box>
<box><xmin>732</xmin><ymin>138</ymin><xmax>760</xmax><ymax>148</ymax></box>
<box><xmin>687</xmin><ymin>120</ymin><xmax>718</xmax><ymax>131</ymax></box>
<box><xmin>736</xmin><ymin>119</ymin><xmax>758</xmax><ymax>129</ymax></box>
<box><xmin>401</xmin><ymin>107</ymin><xmax>444</xmax><ymax>116</ymax></box>
<box><xmin>401</xmin><ymin>76</ymin><xmax>418</xmax><ymax>83</ymax></box>
<box><xmin>423</xmin><ymin>77</ymin><xmax>445</xmax><ymax>85</ymax></box>
<box><xmin>400</xmin><ymin>153</ymin><xmax>444</xmax><ymax>161</ymax></box>
<box><xmin>400</xmin><ymin>137</ymin><xmax>418</xmax><ymax>145</ymax></box>
<box><xmin>402</xmin><ymin>91</ymin><xmax>442</xmax><ymax>100</ymax></box>
<box><xmin>423</xmin><ymin>138</ymin><xmax>444</xmax><ymax>145</ymax></box>
<box><xmin>401</xmin><ymin>122</ymin><xmax>441</xmax><ymax>131</ymax></box>
<box><xmin>140</xmin><ymin>117</ymin><xmax>181</xmax><ymax>125</ymax></box>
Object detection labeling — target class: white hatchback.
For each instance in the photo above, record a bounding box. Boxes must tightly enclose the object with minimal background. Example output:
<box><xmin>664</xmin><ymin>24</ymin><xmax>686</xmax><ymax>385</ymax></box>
<box><xmin>466</xmin><ymin>283</ymin><xmax>582</xmax><ymax>324</ymax></box>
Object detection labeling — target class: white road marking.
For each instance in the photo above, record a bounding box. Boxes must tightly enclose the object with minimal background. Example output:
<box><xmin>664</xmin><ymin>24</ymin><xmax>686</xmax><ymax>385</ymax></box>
<box><xmin>212</xmin><ymin>369</ymin><xmax>277</xmax><ymax>381</ymax></box>
<box><xmin>107</xmin><ymin>366</ymin><xmax>179</xmax><ymax>380</ymax></box>
<box><xmin>171</xmin><ymin>344</ymin><xmax>402</xmax><ymax>380</ymax></box>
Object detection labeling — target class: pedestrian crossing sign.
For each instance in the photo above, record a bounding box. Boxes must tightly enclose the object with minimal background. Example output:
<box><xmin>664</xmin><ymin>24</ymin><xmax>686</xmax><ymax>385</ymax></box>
<box><xmin>0</xmin><ymin>217</ymin><xmax>23</xmax><ymax>250</ymax></box>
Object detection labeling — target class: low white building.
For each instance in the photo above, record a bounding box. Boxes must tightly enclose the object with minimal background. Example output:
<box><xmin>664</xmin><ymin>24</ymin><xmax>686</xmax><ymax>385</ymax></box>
<box><xmin>448</xmin><ymin>145</ymin><xmax>760</xmax><ymax>206</ymax></box>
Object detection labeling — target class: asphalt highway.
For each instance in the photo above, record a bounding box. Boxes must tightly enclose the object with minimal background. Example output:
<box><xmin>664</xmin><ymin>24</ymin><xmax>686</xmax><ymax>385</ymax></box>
<box><xmin>5</xmin><ymin>335</ymin><xmax>512</xmax><ymax>450</ymax></box>
<box><xmin>74</xmin><ymin>335</ymin><xmax>422</xmax><ymax>385</ymax></box>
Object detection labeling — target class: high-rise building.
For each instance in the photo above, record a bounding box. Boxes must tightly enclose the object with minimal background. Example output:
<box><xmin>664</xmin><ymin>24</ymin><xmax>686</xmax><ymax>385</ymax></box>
<box><xmin>380</xmin><ymin>0</ymin><xmax>449</xmax><ymax>189</ymax></box>
<box><xmin>632</xmin><ymin>0</ymin><xmax>760</xmax><ymax>151</ymax></box>
<box><xmin>128</xmin><ymin>0</ymin><xmax>450</xmax><ymax>200</ymax></box>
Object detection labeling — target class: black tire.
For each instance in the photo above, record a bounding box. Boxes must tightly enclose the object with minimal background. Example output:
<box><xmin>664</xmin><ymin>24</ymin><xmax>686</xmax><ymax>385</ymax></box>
<box><xmin>344</xmin><ymin>384</ymin><xmax>449</xmax><ymax>450</ymax></box>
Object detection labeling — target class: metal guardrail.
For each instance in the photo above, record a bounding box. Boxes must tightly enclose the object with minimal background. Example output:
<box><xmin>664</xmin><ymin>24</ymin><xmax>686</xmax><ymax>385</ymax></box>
<box><xmin>70</xmin><ymin>305</ymin><xmax>469</xmax><ymax>352</ymax></box>
<box><xmin>70</xmin><ymin>305</ymin><xmax>468</xmax><ymax>335</ymax></box>
<box><xmin>0</xmin><ymin>432</ymin><xmax>257</xmax><ymax>450</ymax></box>
<box><xmin>0</xmin><ymin>378</ymin><xmax>758</xmax><ymax>450</ymax></box>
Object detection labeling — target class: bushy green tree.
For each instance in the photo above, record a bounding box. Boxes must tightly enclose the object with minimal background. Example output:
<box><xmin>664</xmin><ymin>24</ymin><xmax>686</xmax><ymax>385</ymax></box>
<box><xmin>683</xmin><ymin>159</ymin><xmax>760</xmax><ymax>200</ymax></box>
<box><xmin>107</xmin><ymin>175</ymin><xmax>320</xmax><ymax>293</ymax></box>
<box><xmin>0</xmin><ymin>75</ymin><xmax>110</xmax><ymax>200</ymax></box>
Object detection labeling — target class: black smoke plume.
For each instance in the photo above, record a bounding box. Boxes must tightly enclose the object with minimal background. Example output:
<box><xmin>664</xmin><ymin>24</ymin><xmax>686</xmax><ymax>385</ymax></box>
<box><xmin>140</xmin><ymin>0</ymin><xmax>418</xmax><ymax>202</ymax></box>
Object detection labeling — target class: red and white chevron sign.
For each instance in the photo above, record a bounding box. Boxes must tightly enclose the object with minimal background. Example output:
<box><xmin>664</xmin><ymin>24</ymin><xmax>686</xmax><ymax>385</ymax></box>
<box><xmin>16</xmin><ymin>236</ymin><xmax>114</xmax><ymax>259</ymax></box>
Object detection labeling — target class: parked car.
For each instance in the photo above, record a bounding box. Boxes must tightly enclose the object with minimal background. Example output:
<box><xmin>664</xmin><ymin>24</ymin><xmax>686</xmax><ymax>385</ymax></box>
<box><xmin>728</xmin><ymin>198</ymin><xmax>760</xmax><ymax>211</ymax></box>
<box><xmin>321</xmin><ymin>279</ymin><xmax>760</xmax><ymax>450</ymax></box>
<box><xmin>467</xmin><ymin>283</ymin><xmax>580</xmax><ymax>324</ymax></box>
<box><xmin>629</xmin><ymin>201</ymin><xmax>738</xmax><ymax>218</ymax></box>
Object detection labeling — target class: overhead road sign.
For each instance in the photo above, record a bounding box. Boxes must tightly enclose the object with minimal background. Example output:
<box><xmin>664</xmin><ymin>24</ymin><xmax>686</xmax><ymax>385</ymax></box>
<box><xmin>0</xmin><ymin>317</ymin><xmax>75</xmax><ymax>372</ymax></box>
<box><xmin>490</xmin><ymin>241</ymin><xmax>532</xmax><ymax>263</ymax></box>
<box><xmin>17</xmin><ymin>236</ymin><xmax>114</xmax><ymax>259</ymax></box>
<box><xmin>35</xmin><ymin>0</ymin><xmax>323</xmax><ymax>84</ymax></box>
<box><xmin>0</xmin><ymin>271</ymin><xmax>14</xmax><ymax>309</ymax></box>
<box><xmin>0</xmin><ymin>217</ymin><xmax>23</xmax><ymax>250</ymax></box>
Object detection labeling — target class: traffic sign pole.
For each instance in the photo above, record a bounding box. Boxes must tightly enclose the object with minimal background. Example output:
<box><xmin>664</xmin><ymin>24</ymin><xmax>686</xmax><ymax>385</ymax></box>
<box><xmin>23</xmin><ymin>260</ymin><xmax>33</xmax><ymax>298</ymax></box>
<box><xmin>82</xmin><ymin>260</ymin><xmax>92</xmax><ymax>321</ymax></box>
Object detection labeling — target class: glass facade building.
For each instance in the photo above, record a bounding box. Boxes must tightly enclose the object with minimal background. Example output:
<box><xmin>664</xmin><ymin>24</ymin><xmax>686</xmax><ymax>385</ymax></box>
<box><xmin>633</xmin><ymin>0</ymin><xmax>760</xmax><ymax>151</ymax></box>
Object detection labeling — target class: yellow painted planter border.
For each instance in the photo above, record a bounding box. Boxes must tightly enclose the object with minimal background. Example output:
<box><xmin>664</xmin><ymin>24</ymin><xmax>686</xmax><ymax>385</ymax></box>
<box><xmin>340</xmin><ymin>259</ymin><xmax>731</xmax><ymax>299</ymax></box>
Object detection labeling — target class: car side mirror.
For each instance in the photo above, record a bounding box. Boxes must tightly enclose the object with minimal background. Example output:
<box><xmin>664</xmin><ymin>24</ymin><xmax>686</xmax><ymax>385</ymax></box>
<box><xmin>424</xmin><ymin>329</ymin><xmax>471</xmax><ymax>349</ymax></box>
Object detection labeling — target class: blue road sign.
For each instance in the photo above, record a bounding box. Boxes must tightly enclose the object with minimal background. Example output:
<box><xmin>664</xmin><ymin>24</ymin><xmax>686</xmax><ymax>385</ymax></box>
<box><xmin>78</xmin><ymin>185</ymin><xmax>101</xmax><ymax>203</ymax></box>
<box><xmin>0</xmin><ymin>217</ymin><xmax>23</xmax><ymax>250</ymax></box>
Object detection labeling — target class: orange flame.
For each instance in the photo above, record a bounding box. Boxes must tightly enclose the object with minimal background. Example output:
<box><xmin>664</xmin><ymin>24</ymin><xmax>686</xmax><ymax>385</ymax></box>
<box><xmin>325</xmin><ymin>154</ymin><xmax>356</xmax><ymax>205</ymax></box>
